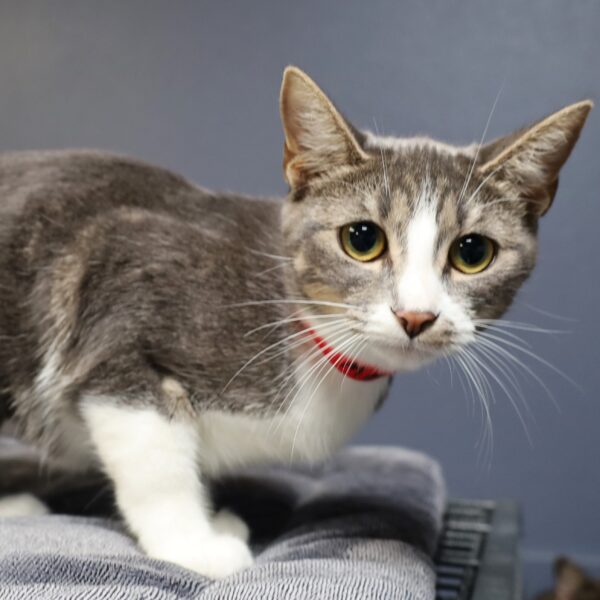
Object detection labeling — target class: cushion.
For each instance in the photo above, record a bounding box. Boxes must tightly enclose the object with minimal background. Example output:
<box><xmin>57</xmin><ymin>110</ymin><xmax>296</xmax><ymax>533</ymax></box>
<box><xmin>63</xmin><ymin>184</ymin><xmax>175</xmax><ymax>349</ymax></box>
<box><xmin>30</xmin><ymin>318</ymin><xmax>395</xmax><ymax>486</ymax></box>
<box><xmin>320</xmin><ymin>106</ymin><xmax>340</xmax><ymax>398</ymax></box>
<box><xmin>0</xmin><ymin>445</ymin><xmax>445</xmax><ymax>599</ymax></box>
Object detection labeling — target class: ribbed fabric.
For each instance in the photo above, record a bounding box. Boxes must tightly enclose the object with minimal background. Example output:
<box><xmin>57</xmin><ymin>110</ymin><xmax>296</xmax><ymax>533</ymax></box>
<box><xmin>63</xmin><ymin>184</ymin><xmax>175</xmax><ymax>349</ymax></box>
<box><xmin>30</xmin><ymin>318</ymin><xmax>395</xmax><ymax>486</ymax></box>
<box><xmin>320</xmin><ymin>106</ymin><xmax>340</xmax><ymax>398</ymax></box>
<box><xmin>0</xmin><ymin>446</ymin><xmax>445</xmax><ymax>599</ymax></box>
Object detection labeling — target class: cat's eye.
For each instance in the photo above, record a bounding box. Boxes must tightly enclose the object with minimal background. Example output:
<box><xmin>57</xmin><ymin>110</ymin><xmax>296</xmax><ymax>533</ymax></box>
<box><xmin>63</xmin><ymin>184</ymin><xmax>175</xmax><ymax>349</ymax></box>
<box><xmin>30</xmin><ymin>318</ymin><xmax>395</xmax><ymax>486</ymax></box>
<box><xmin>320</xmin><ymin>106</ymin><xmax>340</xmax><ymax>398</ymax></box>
<box><xmin>340</xmin><ymin>222</ymin><xmax>387</xmax><ymax>262</ymax></box>
<box><xmin>449</xmin><ymin>234</ymin><xmax>495</xmax><ymax>274</ymax></box>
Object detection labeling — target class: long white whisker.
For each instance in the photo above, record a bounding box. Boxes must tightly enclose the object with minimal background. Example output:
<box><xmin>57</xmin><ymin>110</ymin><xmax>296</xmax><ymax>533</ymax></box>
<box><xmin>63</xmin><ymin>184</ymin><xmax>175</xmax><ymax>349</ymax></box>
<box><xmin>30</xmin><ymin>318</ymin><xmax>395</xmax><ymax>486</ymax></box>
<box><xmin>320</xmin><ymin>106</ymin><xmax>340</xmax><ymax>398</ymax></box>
<box><xmin>339</xmin><ymin>336</ymin><xmax>370</xmax><ymax>393</ymax></box>
<box><xmin>267</xmin><ymin>331</ymin><xmax>342</xmax><ymax>425</ymax></box>
<box><xmin>255</xmin><ymin>262</ymin><xmax>290</xmax><ymax>277</ymax></box>
<box><xmin>475</xmin><ymin>342</ymin><xmax>539</xmax><ymax>433</ymax></box>
<box><xmin>273</xmin><ymin>331</ymin><xmax>355</xmax><ymax>443</ymax></box>
<box><xmin>253</xmin><ymin>320</ymin><xmax>350</xmax><ymax>368</ymax></box>
<box><xmin>478</xmin><ymin>331</ymin><xmax>582</xmax><ymax>393</ymax></box>
<box><xmin>475</xmin><ymin>335</ymin><xmax>559</xmax><ymax>410</ymax></box>
<box><xmin>465</xmin><ymin>344</ymin><xmax>534</xmax><ymax>446</ymax></box>
<box><xmin>464</xmin><ymin>161</ymin><xmax>507</xmax><ymax>206</ymax></box>
<box><xmin>476</xmin><ymin>325</ymin><xmax>533</xmax><ymax>348</ymax></box>
<box><xmin>453</xmin><ymin>349</ymin><xmax>494</xmax><ymax>465</ymax></box>
<box><xmin>474</xmin><ymin>342</ymin><xmax>528</xmax><ymax>406</ymax></box>
<box><xmin>475</xmin><ymin>319</ymin><xmax>568</xmax><ymax>335</ymax></box>
<box><xmin>246</xmin><ymin>249</ymin><xmax>292</xmax><ymax>261</ymax></box>
<box><xmin>269</xmin><ymin>327</ymin><xmax>356</xmax><ymax>436</ymax></box>
<box><xmin>458</xmin><ymin>80</ymin><xmax>505</xmax><ymax>205</ymax></box>
<box><xmin>225</xmin><ymin>299</ymin><xmax>357</xmax><ymax>311</ymax></box>
<box><xmin>289</xmin><ymin>333</ymin><xmax>363</xmax><ymax>462</ymax></box>
<box><xmin>221</xmin><ymin>319</ymin><xmax>349</xmax><ymax>393</ymax></box>
<box><xmin>372</xmin><ymin>118</ymin><xmax>391</xmax><ymax>199</ymax></box>
<box><xmin>244</xmin><ymin>313</ymin><xmax>347</xmax><ymax>337</ymax></box>
<box><xmin>518</xmin><ymin>302</ymin><xmax>578</xmax><ymax>322</ymax></box>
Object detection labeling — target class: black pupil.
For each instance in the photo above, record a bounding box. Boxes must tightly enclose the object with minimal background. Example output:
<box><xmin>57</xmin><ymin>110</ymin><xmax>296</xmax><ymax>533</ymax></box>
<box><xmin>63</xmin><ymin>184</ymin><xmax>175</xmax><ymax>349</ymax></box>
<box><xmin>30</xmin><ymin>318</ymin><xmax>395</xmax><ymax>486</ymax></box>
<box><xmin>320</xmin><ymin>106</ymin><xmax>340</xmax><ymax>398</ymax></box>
<box><xmin>458</xmin><ymin>235</ymin><xmax>488</xmax><ymax>265</ymax></box>
<box><xmin>349</xmin><ymin>223</ymin><xmax>377</xmax><ymax>253</ymax></box>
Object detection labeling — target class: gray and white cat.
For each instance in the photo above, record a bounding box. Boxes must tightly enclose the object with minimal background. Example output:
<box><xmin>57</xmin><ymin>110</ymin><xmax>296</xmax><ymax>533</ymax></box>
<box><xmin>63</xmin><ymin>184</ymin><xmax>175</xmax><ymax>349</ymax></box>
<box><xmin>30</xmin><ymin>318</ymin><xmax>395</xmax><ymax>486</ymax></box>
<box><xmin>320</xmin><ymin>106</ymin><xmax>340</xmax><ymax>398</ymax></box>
<box><xmin>0</xmin><ymin>67</ymin><xmax>591</xmax><ymax>577</ymax></box>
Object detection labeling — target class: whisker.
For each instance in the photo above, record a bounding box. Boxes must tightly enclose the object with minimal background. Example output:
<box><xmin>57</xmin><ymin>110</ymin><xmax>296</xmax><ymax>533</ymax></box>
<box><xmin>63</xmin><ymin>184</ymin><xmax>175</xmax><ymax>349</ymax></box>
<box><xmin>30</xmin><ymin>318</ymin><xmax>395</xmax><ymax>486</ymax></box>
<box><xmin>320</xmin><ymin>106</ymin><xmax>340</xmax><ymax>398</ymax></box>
<box><xmin>252</xmin><ymin>320</ymin><xmax>350</xmax><ymax>368</ymax></box>
<box><xmin>339</xmin><ymin>336</ymin><xmax>369</xmax><ymax>393</ymax></box>
<box><xmin>220</xmin><ymin>319</ymin><xmax>349</xmax><ymax>393</ymax></box>
<box><xmin>272</xmin><ymin>329</ymin><xmax>356</xmax><ymax>442</ymax></box>
<box><xmin>464</xmin><ymin>161</ymin><xmax>509</xmax><ymax>206</ymax></box>
<box><xmin>474</xmin><ymin>335</ymin><xmax>559</xmax><ymax>410</ymax></box>
<box><xmin>458</xmin><ymin>80</ymin><xmax>505</xmax><ymax>206</ymax></box>
<box><xmin>476</xmin><ymin>324</ymin><xmax>533</xmax><ymax>347</ymax></box>
<box><xmin>244</xmin><ymin>312</ymin><xmax>347</xmax><ymax>337</ymax></box>
<box><xmin>267</xmin><ymin>334</ymin><xmax>334</xmax><ymax>424</ymax></box>
<box><xmin>475</xmin><ymin>319</ymin><xmax>568</xmax><ymax>335</ymax></box>
<box><xmin>249</xmin><ymin>307</ymin><xmax>307</xmax><ymax>339</ymax></box>
<box><xmin>474</xmin><ymin>342</ymin><xmax>528</xmax><ymax>406</ymax></box>
<box><xmin>518</xmin><ymin>302</ymin><xmax>578</xmax><ymax>323</ymax></box>
<box><xmin>255</xmin><ymin>262</ymin><xmax>290</xmax><ymax>277</ymax></box>
<box><xmin>268</xmin><ymin>327</ymin><xmax>356</xmax><ymax>434</ymax></box>
<box><xmin>246</xmin><ymin>249</ymin><xmax>292</xmax><ymax>262</ymax></box>
<box><xmin>372</xmin><ymin>118</ymin><xmax>392</xmax><ymax>199</ymax></box>
<box><xmin>225</xmin><ymin>299</ymin><xmax>357</xmax><ymax>311</ymax></box>
<box><xmin>478</xmin><ymin>331</ymin><xmax>582</xmax><ymax>393</ymax></box>
<box><xmin>464</xmin><ymin>344</ymin><xmax>534</xmax><ymax>446</ymax></box>
<box><xmin>289</xmin><ymin>333</ymin><xmax>363</xmax><ymax>462</ymax></box>
<box><xmin>452</xmin><ymin>349</ymin><xmax>494</xmax><ymax>466</ymax></box>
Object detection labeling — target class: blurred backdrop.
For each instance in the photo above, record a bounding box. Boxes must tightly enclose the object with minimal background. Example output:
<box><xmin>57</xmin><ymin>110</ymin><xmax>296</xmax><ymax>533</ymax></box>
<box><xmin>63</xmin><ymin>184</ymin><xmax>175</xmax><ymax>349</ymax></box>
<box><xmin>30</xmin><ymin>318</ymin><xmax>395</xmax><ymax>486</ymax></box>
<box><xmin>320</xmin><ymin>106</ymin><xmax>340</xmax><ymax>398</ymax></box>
<box><xmin>0</xmin><ymin>1</ymin><xmax>598</xmax><ymax>595</ymax></box>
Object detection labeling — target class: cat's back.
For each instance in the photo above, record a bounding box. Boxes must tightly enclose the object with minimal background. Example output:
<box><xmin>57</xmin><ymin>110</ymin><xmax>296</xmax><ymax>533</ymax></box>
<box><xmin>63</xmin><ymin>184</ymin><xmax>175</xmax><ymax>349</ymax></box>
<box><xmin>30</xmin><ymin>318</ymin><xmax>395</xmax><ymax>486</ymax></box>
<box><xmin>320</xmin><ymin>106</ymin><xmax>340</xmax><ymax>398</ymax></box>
<box><xmin>0</xmin><ymin>149</ymin><xmax>208</xmax><ymax>229</ymax></box>
<box><xmin>0</xmin><ymin>149</ymin><xmax>280</xmax><ymax>264</ymax></box>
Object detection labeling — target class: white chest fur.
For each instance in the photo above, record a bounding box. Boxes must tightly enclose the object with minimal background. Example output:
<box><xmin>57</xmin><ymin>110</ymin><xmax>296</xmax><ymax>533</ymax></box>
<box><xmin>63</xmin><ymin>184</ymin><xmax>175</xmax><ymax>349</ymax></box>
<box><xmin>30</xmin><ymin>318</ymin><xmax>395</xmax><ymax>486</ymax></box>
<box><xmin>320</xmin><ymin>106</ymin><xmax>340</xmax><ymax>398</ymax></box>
<box><xmin>199</xmin><ymin>363</ymin><xmax>388</xmax><ymax>476</ymax></box>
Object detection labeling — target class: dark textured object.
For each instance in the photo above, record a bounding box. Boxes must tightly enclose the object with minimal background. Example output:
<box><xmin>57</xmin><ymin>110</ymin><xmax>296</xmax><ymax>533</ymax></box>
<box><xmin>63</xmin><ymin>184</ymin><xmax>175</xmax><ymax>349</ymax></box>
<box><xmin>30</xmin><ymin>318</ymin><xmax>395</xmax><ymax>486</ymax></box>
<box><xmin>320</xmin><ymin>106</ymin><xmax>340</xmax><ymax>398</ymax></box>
<box><xmin>435</xmin><ymin>500</ymin><xmax>521</xmax><ymax>600</ymax></box>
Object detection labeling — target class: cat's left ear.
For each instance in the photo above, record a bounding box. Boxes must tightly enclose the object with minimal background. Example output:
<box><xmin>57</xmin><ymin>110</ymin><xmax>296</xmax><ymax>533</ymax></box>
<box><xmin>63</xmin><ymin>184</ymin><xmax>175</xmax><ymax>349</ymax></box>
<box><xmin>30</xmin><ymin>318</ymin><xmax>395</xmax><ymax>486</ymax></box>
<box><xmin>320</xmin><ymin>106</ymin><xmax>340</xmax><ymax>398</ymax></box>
<box><xmin>478</xmin><ymin>100</ymin><xmax>593</xmax><ymax>216</ymax></box>
<box><xmin>280</xmin><ymin>66</ymin><xmax>368</xmax><ymax>189</ymax></box>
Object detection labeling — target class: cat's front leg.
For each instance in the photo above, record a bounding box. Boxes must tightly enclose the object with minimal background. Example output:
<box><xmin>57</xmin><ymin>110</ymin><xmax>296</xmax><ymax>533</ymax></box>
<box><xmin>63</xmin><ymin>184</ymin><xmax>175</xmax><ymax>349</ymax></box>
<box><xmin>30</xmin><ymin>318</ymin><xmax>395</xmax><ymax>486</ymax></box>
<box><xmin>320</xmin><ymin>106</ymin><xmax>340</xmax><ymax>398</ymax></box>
<box><xmin>80</xmin><ymin>397</ymin><xmax>253</xmax><ymax>579</ymax></box>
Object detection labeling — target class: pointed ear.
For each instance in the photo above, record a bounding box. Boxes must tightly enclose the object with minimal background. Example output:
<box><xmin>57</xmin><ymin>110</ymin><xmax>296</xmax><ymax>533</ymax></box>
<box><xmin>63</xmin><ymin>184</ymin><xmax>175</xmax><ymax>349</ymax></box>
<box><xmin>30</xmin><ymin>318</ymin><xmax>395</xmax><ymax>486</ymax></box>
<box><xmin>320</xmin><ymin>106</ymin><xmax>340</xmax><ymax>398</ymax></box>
<box><xmin>279</xmin><ymin>66</ymin><xmax>368</xmax><ymax>188</ymax></box>
<box><xmin>554</xmin><ymin>557</ymin><xmax>586</xmax><ymax>600</ymax></box>
<box><xmin>478</xmin><ymin>100</ymin><xmax>592</xmax><ymax>216</ymax></box>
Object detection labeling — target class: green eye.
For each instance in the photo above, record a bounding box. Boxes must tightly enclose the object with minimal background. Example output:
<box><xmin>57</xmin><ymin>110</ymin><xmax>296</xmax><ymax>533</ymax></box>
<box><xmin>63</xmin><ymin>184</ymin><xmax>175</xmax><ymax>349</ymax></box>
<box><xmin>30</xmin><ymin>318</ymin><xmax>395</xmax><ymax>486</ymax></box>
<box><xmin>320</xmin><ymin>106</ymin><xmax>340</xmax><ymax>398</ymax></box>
<box><xmin>340</xmin><ymin>222</ymin><xmax>387</xmax><ymax>262</ymax></box>
<box><xmin>449</xmin><ymin>234</ymin><xmax>495</xmax><ymax>274</ymax></box>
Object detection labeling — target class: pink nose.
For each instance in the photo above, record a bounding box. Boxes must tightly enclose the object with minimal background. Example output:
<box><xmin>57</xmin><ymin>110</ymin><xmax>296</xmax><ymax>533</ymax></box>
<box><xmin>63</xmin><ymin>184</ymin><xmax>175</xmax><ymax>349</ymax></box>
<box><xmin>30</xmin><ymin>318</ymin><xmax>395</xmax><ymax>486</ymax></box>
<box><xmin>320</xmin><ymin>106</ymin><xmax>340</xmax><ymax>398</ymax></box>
<box><xmin>393</xmin><ymin>310</ymin><xmax>438</xmax><ymax>339</ymax></box>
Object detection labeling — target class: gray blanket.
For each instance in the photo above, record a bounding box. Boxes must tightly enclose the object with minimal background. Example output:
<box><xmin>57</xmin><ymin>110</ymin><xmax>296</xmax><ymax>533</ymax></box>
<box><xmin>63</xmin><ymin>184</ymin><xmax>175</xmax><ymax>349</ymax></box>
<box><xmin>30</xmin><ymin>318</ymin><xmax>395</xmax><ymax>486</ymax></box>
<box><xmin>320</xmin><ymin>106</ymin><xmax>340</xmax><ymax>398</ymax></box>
<box><xmin>0</xmin><ymin>445</ymin><xmax>445</xmax><ymax>599</ymax></box>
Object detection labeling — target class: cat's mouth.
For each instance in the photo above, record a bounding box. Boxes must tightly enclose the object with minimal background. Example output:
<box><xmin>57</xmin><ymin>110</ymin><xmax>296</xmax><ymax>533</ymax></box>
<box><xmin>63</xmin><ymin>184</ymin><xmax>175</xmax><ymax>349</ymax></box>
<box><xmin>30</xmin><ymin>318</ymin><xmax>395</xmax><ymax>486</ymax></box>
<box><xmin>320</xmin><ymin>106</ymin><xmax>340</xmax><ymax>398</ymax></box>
<box><xmin>306</xmin><ymin>325</ymin><xmax>450</xmax><ymax>374</ymax></box>
<box><xmin>345</xmin><ymin>323</ymin><xmax>474</xmax><ymax>373</ymax></box>
<box><xmin>299</xmin><ymin>312</ymin><xmax>470</xmax><ymax>374</ymax></box>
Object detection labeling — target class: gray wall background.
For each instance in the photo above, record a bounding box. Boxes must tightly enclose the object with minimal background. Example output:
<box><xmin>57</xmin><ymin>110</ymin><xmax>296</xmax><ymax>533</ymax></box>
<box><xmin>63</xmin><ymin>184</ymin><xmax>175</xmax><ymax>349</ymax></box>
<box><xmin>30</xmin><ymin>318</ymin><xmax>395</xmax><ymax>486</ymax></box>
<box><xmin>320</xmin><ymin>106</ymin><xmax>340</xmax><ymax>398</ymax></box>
<box><xmin>1</xmin><ymin>1</ymin><xmax>598</xmax><ymax>595</ymax></box>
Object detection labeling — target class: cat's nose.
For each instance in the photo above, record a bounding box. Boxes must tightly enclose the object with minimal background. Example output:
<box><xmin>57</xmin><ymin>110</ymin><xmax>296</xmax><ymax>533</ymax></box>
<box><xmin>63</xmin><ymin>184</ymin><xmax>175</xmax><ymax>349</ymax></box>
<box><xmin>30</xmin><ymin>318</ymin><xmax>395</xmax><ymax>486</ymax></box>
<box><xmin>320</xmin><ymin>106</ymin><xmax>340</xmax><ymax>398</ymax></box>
<box><xmin>393</xmin><ymin>310</ymin><xmax>438</xmax><ymax>339</ymax></box>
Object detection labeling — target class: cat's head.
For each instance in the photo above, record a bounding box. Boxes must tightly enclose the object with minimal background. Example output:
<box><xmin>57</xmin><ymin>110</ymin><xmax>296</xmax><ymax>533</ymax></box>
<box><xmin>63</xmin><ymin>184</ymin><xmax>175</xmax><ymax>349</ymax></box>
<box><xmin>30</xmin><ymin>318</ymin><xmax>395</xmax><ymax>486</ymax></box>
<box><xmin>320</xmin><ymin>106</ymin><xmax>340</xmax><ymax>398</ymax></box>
<box><xmin>279</xmin><ymin>67</ymin><xmax>591</xmax><ymax>373</ymax></box>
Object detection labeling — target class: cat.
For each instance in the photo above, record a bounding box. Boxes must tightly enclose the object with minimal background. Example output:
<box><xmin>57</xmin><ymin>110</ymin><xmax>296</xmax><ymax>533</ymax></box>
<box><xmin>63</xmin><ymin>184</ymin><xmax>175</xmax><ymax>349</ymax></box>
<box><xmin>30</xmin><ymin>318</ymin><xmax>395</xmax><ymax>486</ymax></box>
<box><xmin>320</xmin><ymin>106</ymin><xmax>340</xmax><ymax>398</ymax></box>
<box><xmin>538</xmin><ymin>557</ymin><xmax>600</xmax><ymax>600</ymax></box>
<box><xmin>0</xmin><ymin>66</ymin><xmax>591</xmax><ymax>578</ymax></box>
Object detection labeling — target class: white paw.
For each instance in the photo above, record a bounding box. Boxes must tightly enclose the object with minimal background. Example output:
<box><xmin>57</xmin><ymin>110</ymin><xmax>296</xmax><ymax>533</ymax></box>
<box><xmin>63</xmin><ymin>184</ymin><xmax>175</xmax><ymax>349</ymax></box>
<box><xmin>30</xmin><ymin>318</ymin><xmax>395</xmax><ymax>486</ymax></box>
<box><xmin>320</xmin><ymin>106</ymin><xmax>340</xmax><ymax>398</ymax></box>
<box><xmin>148</xmin><ymin>532</ymin><xmax>254</xmax><ymax>579</ymax></box>
<box><xmin>0</xmin><ymin>493</ymin><xmax>50</xmax><ymax>517</ymax></box>
<box><xmin>212</xmin><ymin>508</ymin><xmax>250</xmax><ymax>543</ymax></box>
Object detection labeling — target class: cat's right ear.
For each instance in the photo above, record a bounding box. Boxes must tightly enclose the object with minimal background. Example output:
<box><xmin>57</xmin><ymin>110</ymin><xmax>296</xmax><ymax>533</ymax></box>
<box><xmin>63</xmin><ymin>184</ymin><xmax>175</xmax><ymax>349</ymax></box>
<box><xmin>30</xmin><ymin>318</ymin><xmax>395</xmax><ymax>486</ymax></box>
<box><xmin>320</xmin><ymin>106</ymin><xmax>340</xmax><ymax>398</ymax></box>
<box><xmin>280</xmin><ymin>66</ymin><xmax>368</xmax><ymax>189</ymax></box>
<box><xmin>477</xmin><ymin>100</ymin><xmax>592</xmax><ymax>216</ymax></box>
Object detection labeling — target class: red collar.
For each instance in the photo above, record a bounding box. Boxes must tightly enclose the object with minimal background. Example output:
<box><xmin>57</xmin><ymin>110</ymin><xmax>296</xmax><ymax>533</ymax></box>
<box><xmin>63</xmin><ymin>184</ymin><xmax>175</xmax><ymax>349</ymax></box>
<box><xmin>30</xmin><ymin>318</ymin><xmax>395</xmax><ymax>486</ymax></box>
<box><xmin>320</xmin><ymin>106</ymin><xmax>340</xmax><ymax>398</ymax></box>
<box><xmin>303</xmin><ymin>325</ymin><xmax>392</xmax><ymax>382</ymax></box>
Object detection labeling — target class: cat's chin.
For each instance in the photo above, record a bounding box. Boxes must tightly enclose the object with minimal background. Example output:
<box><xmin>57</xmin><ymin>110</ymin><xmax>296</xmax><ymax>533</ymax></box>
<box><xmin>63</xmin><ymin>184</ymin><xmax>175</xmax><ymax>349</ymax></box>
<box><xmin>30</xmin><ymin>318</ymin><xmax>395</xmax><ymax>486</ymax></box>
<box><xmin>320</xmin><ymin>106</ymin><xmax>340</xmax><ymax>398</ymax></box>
<box><xmin>360</xmin><ymin>342</ymin><xmax>441</xmax><ymax>374</ymax></box>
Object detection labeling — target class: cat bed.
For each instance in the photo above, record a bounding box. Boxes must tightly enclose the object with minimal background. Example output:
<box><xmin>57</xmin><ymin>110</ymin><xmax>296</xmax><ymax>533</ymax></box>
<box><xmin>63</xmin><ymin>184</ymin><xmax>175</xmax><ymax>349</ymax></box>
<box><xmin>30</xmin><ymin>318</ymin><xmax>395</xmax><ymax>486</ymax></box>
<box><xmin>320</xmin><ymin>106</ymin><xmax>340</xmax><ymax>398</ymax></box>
<box><xmin>0</xmin><ymin>445</ymin><xmax>445</xmax><ymax>599</ymax></box>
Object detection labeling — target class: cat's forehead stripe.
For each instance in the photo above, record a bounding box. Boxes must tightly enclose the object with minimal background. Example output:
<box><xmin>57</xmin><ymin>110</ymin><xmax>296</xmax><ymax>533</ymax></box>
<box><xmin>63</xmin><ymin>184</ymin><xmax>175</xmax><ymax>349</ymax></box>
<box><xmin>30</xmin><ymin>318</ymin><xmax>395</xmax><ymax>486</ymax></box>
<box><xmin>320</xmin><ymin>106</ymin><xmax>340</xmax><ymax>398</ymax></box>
<box><xmin>368</xmin><ymin>145</ymin><xmax>479</xmax><ymax>254</ymax></box>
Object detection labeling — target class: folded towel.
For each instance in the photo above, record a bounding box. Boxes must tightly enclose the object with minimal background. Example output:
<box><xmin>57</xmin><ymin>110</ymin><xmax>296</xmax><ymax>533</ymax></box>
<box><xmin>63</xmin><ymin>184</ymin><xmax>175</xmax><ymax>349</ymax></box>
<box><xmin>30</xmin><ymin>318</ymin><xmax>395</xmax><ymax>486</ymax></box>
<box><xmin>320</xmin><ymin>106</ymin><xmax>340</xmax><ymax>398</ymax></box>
<box><xmin>0</xmin><ymin>445</ymin><xmax>445</xmax><ymax>599</ymax></box>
